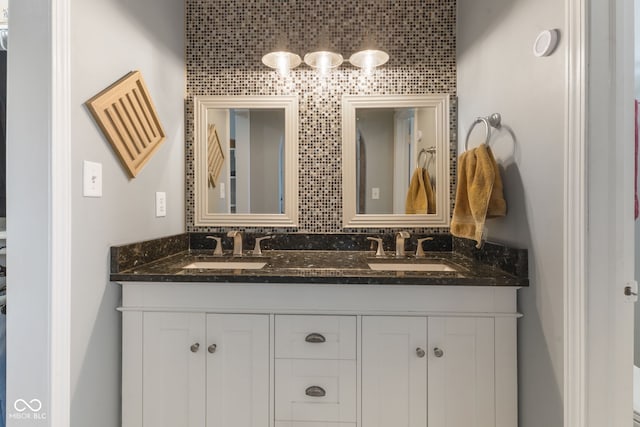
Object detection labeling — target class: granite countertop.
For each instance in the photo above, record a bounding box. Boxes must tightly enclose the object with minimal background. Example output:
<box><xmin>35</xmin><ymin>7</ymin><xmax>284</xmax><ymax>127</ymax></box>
<box><xmin>110</xmin><ymin>248</ymin><xmax>528</xmax><ymax>287</ymax></box>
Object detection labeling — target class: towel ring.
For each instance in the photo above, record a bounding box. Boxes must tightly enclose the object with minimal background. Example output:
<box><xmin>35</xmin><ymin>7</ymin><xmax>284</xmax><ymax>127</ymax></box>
<box><xmin>464</xmin><ymin>113</ymin><xmax>502</xmax><ymax>151</ymax></box>
<box><xmin>416</xmin><ymin>147</ymin><xmax>436</xmax><ymax>169</ymax></box>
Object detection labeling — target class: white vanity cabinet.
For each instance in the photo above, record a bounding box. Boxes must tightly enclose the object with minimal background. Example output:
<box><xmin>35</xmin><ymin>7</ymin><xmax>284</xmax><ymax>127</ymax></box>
<box><xmin>362</xmin><ymin>316</ymin><xmax>498</xmax><ymax>427</ymax></box>
<box><xmin>119</xmin><ymin>282</ymin><xmax>519</xmax><ymax>427</ymax></box>
<box><xmin>125</xmin><ymin>310</ymin><xmax>269</xmax><ymax>427</ymax></box>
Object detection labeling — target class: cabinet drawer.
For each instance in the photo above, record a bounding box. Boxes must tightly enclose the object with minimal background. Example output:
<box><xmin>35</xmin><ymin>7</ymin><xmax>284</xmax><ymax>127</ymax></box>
<box><xmin>275</xmin><ymin>359</ymin><xmax>356</xmax><ymax>423</ymax></box>
<box><xmin>276</xmin><ymin>423</ymin><xmax>356</xmax><ymax>427</ymax></box>
<box><xmin>275</xmin><ymin>315</ymin><xmax>356</xmax><ymax>359</ymax></box>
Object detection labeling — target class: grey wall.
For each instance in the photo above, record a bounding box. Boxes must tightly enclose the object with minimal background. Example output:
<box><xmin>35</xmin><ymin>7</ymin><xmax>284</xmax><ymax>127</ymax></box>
<box><xmin>457</xmin><ymin>1</ymin><xmax>565</xmax><ymax>426</ymax></box>
<box><xmin>7</xmin><ymin>0</ymin><xmax>54</xmax><ymax>422</ymax></box>
<box><xmin>357</xmin><ymin>109</ymin><xmax>394</xmax><ymax>214</ymax></box>
<box><xmin>69</xmin><ymin>0</ymin><xmax>185</xmax><ymax>426</ymax></box>
<box><xmin>249</xmin><ymin>110</ymin><xmax>284</xmax><ymax>214</ymax></box>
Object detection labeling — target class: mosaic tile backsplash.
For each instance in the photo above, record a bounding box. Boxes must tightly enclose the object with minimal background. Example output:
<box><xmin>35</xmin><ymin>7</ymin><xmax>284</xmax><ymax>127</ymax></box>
<box><xmin>186</xmin><ymin>0</ymin><xmax>457</xmax><ymax>233</ymax></box>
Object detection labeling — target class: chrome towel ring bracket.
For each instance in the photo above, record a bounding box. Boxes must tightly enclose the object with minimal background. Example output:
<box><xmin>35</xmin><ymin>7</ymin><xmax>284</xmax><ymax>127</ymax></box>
<box><xmin>464</xmin><ymin>113</ymin><xmax>502</xmax><ymax>151</ymax></box>
<box><xmin>416</xmin><ymin>146</ymin><xmax>436</xmax><ymax>169</ymax></box>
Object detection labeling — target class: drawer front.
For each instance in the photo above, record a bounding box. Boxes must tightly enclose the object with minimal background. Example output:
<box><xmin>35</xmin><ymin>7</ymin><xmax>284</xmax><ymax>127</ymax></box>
<box><xmin>275</xmin><ymin>359</ymin><xmax>356</xmax><ymax>423</ymax></box>
<box><xmin>276</xmin><ymin>423</ymin><xmax>356</xmax><ymax>427</ymax></box>
<box><xmin>275</xmin><ymin>315</ymin><xmax>356</xmax><ymax>360</ymax></box>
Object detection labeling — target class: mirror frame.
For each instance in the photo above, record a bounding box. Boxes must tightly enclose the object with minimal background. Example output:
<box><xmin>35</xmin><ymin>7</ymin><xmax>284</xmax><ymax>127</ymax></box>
<box><xmin>193</xmin><ymin>95</ymin><xmax>299</xmax><ymax>227</ymax></box>
<box><xmin>342</xmin><ymin>94</ymin><xmax>450</xmax><ymax>228</ymax></box>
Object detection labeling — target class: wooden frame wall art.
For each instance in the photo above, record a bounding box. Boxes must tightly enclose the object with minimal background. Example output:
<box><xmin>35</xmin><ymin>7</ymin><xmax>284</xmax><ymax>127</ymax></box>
<box><xmin>207</xmin><ymin>124</ymin><xmax>224</xmax><ymax>187</ymax></box>
<box><xmin>86</xmin><ymin>70</ymin><xmax>166</xmax><ymax>178</ymax></box>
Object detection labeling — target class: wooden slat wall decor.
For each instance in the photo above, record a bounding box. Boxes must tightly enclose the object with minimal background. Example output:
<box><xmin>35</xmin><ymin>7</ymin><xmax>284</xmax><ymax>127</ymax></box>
<box><xmin>86</xmin><ymin>71</ymin><xmax>166</xmax><ymax>178</ymax></box>
<box><xmin>207</xmin><ymin>124</ymin><xmax>224</xmax><ymax>187</ymax></box>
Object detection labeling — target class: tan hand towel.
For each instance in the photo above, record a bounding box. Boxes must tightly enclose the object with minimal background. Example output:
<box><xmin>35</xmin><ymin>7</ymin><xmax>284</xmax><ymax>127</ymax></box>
<box><xmin>451</xmin><ymin>144</ymin><xmax>506</xmax><ymax>248</ymax></box>
<box><xmin>423</xmin><ymin>169</ymin><xmax>436</xmax><ymax>214</ymax></box>
<box><xmin>406</xmin><ymin>167</ymin><xmax>437</xmax><ymax>214</ymax></box>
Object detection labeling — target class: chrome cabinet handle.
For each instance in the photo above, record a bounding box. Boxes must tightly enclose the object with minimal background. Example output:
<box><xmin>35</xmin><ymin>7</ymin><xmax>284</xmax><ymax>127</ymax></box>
<box><xmin>305</xmin><ymin>333</ymin><xmax>326</xmax><ymax>343</ymax></box>
<box><xmin>208</xmin><ymin>344</ymin><xmax>217</xmax><ymax>354</ymax></box>
<box><xmin>434</xmin><ymin>347</ymin><xmax>444</xmax><ymax>358</ymax></box>
<box><xmin>190</xmin><ymin>343</ymin><xmax>200</xmax><ymax>353</ymax></box>
<box><xmin>305</xmin><ymin>386</ymin><xmax>326</xmax><ymax>397</ymax></box>
<box><xmin>416</xmin><ymin>347</ymin><xmax>426</xmax><ymax>358</ymax></box>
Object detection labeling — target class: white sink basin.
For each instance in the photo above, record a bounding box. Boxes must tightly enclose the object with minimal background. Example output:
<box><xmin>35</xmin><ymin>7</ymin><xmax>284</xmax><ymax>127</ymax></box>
<box><xmin>183</xmin><ymin>261</ymin><xmax>267</xmax><ymax>270</ymax></box>
<box><xmin>368</xmin><ymin>262</ymin><xmax>456</xmax><ymax>272</ymax></box>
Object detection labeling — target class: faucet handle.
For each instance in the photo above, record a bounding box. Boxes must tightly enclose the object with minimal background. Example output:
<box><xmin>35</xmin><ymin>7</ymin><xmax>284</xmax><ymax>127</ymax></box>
<box><xmin>415</xmin><ymin>237</ymin><xmax>435</xmax><ymax>257</ymax></box>
<box><xmin>367</xmin><ymin>237</ymin><xmax>385</xmax><ymax>257</ymax></box>
<box><xmin>206</xmin><ymin>236</ymin><xmax>223</xmax><ymax>256</ymax></box>
<box><xmin>253</xmin><ymin>236</ymin><xmax>273</xmax><ymax>256</ymax></box>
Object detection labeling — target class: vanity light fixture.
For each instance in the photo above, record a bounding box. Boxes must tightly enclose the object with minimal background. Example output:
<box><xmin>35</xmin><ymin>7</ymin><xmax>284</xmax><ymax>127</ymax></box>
<box><xmin>303</xmin><ymin>51</ymin><xmax>343</xmax><ymax>75</ymax></box>
<box><xmin>349</xmin><ymin>49</ymin><xmax>389</xmax><ymax>73</ymax></box>
<box><xmin>261</xmin><ymin>51</ymin><xmax>302</xmax><ymax>77</ymax></box>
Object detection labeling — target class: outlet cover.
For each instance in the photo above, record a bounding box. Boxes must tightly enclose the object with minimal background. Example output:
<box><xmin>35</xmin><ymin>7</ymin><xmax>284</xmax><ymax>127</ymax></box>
<box><xmin>155</xmin><ymin>192</ymin><xmax>167</xmax><ymax>217</ymax></box>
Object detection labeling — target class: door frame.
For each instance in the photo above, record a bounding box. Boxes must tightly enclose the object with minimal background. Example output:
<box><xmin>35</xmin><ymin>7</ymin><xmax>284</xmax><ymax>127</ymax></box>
<box><xmin>51</xmin><ymin>0</ymin><xmax>72</xmax><ymax>425</ymax></box>
<box><xmin>565</xmin><ymin>0</ymin><xmax>635</xmax><ymax>426</ymax></box>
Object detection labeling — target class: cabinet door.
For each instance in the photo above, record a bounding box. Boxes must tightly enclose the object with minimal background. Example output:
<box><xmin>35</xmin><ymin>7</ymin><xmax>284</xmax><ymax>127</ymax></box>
<box><xmin>142</xmin><ymin>312</ymin><xmax>206</xmax><ymax>427</ymax></box>
<box><xmin>206</xmin><ymin>314</ymin><xmax>270</xmax><ymax>427</ymax></box>
<box><xmin>362</xmin><ymin>316</ymin><xmax>427</xmax><ymax>427</ymax></box>
<box><xmin>428</xmin><ymin>317</ymin><xmax>495</xmax><ymax>427</ymax></box>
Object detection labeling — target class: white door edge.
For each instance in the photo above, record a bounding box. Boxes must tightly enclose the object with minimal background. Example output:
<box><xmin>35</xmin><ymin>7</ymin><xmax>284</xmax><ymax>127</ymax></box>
<box><xmin>565</xmin><ymin>0</ymin><xmax>636</xmax><ymax>426</ymax></box>
<box><xmin>564</xmin><ymin>0</ymin><xmax>587</xmax><ymax>425</ymax></box>
<box><xmin>50</xmin><ymin>0</ymin><xmax>72</xmax><ymax>425</ymax></box>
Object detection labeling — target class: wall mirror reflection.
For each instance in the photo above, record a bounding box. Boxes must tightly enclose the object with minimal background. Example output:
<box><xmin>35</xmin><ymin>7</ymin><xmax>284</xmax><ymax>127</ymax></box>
<box><xmin>194</xmin><ymin>95</ymin><xmax>298</xmax><ymax>227</ymax></box>
<box><xmin>342</xmin><ymin>95</ymin><xmax>450</xmax><ymax>228</ymax></box>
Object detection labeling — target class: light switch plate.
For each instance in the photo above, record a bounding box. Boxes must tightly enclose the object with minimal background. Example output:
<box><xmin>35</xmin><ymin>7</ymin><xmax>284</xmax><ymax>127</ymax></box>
<box><xmin>155</xmin><ymin>192</ymin><xmax>167</xmax><ymax>217</ymax></box>
<box><xmin>83</xmin><ymin>160</ymin><xmax>102</xmax><ymax>197</ymax></box>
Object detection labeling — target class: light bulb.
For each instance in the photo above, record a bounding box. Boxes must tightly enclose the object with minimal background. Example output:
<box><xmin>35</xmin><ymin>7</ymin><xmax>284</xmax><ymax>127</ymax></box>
<box><xmin>349</xmin><ymin>49</ymin><xmax>389</xmax><ymax>73</ymax></box>
<box><xmin>261</xmin><ymin>51</ymin><xmax>302</xmax><ymax>76</ymax></box>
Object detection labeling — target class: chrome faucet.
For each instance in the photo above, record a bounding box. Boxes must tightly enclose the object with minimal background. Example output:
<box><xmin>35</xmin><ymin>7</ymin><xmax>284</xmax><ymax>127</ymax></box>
<box><xmin>367</xmin><ymin>237</ymin><xmax>385</xmax><ymax>257</ymax></box>
<box><xmin>205</xmin><ymin>236</ymin><xmax>223</xmax><ymax>256</ymax></box>
<box><xmin>253</xmin><ymin>236</ymin><xmax>273</xmax><ymax>256</ymax></box>
<box><xmin>415</xmin><ymin>237</ymin><xmax>434</xmax><ymax>257</ymax></box>
<box><xmin>227</xmin><ymin>231</ymin><xmax>243</xmax><ymax>256</ymax></box>
<box><xmin>395</xmin><ymin>231</ymin><xmax>410</xmax><ymax>257</ymax></box>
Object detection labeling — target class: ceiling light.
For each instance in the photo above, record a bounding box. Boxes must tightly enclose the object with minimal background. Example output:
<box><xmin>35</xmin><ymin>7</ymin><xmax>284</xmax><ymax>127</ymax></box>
<box><xmin>349</xmin><ymin>49</ymin><xmax>389</xmax><ymax>73</ymax></box>
<box><xmin>261</xmin><ymin>51</ymin><xmax>302</xmax><ymax>77</ymax></box>
<box><xmin>303</xmin><ymin>51</ymin><xmax>343</xmax><ymax>75</ymax></box>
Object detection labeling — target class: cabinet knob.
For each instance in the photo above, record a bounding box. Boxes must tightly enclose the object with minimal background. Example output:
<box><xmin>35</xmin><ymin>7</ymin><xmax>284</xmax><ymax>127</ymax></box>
<box><xmin>434</xmin><ymin>347</ymin><xmax>444</xmax><ymax>358</ymax></box>
<box><xmin>305</xmin><ymin>333</ymin><xmax>326</xmax><ymax>343</ymax></box>
<box><xmin>208</xmin><ymin>344</ymin><xmax>217</xmax><ymax>354</ymax></box>
<box><xmin>416</xmin><ymin>347</ymin><xmax>426</xmax><ymax>358</ymax></box>
<box><xmin>305</xmin><ymin>386</ymin><xmax>326</xmax><ymax>397</ymax></box>
<box><xmin>190</xmin><ymin>343</ymin><xmax>200</xmax><ymax>353</ymax></box>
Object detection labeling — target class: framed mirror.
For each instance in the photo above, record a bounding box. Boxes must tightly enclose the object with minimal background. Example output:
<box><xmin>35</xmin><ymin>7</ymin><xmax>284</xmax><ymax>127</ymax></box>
<box><xmin>342</xmin><ymin>95</ymin><xmax>450</xmax><ymax>228</ymax></box>
<box><xmin>194</xmin><ymin>95</ymin><xmax>298</xmax><ymax>226</ymax></box>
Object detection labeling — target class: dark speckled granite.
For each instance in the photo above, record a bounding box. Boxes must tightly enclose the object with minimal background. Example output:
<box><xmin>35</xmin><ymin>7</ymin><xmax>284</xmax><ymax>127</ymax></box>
<box><xmin>189</xmin><ymin>232</ymin><xmax>452</xmax><ymax>253</ymax></box>
<box><xmin>453</xmin><ymin>237</ymin><xmax>528</xmax><ymax>279</ymax></box>
<box><xmin>110</xmin><ymin>233</ymin><xmax>188</xmax><ymax>273</ymax></box>
<box><xmin>110</xmin><ymin>250</ymin><xmax>526</xmax><ymax>286</ymax></box>
<box><xmin>110</xmin><ymin>233</ymin><xmax>528</xmax><ymax>287</ymax></box>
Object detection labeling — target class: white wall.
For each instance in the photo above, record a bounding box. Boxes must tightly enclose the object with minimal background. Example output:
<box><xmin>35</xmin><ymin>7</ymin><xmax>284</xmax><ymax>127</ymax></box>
<box><xmin>457</xmin><ymin>1</ymin><xmax>565</xmax><ymax>426</ymax></box>
<box><xmin>69</xmin><ymin>0</ymin><xmax>184</xmax><ymax>426</ymax></box>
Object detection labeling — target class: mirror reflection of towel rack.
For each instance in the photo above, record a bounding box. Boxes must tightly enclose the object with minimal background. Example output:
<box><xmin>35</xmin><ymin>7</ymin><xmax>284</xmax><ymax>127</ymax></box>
<box><xmin>416</xmin><ymin>146</ymin><xmax>436</xmax><ymax>169</ymax></box>
<box><xmin>464</xmin><ymin>113</ymin><xmax>502</xmax><ymax>151</ymax></box>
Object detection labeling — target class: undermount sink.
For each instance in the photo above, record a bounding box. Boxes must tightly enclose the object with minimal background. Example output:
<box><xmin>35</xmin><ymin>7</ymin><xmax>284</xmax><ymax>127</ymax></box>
<box><xmin>183</xmin><ymin>261</ymin><xmax>267</xmax><ymax>270</ymax></box>
<box><xmin>367</xmin><ymin>262</ymin><xmax>457</xmax><ymax>272</ymax></box>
